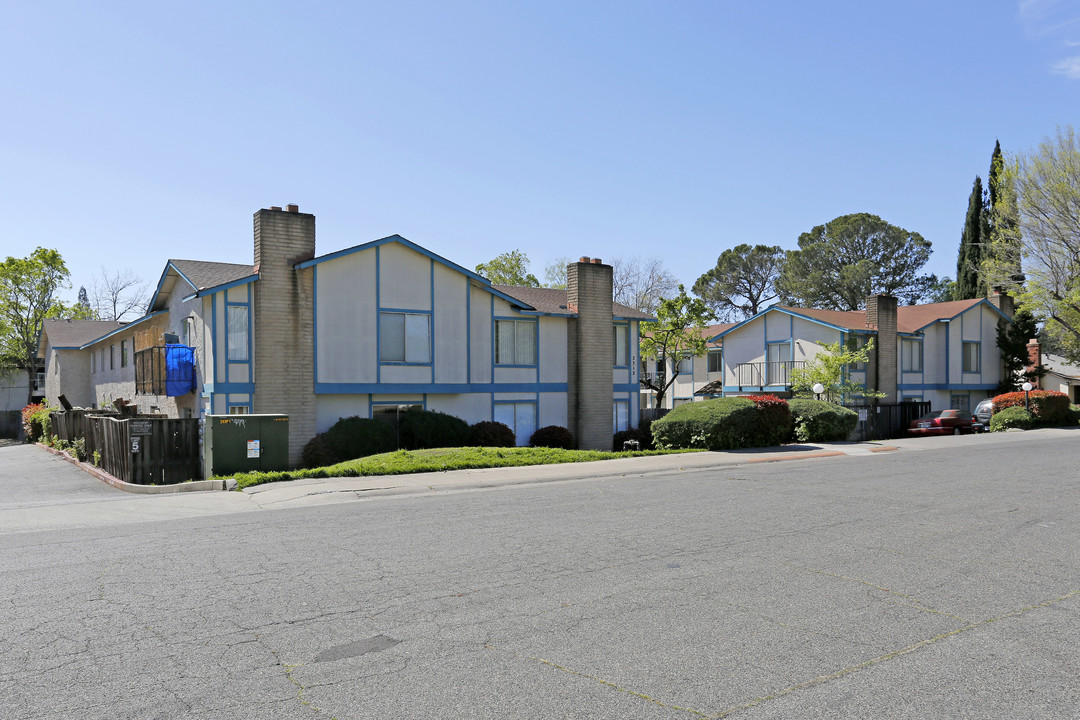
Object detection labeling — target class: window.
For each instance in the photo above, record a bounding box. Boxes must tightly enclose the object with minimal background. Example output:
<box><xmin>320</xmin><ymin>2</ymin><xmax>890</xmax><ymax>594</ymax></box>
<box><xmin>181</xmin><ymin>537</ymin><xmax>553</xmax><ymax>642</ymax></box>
<box><xmin>495</xmin><ymin>319</ymin><xmax>536</xmax><ymax>365</ymax></box>
<box><xmin>767</xmin><ymin>342</ymin><xmax>791</xmax><ymax>385</ymax></box>
<box><xmin>110</xmin><ymin>344</ymin><xmax>115</xmax><ymax>370</ymax></box>
<box><xmin>120</xmin><ymin>340</ymin><xmax>128</xmax><ymax>368</ymax></box>
<box><xmin>962</xmin><ymin>341</ymin><xmax>980</xmax><ymax>373</ymax></box>
<box><xmin>380</xmin><ymin>312</ymin><xmax>431</xmax><ymax>363</ymax></box>
<box><xmin>847</xmin><ymin>335</ymin><xmax>868</xmax><ymax>371</ymax></box>
<box><xmin>183</xmin><ymin>316</ymin><xmax>195</xmax><ymax>347</ymax></box>
<box><xmin>228</xmin><ymin>405</ymin><xmax>249</xmax><ymax>415</ymax></box>
<box><xmin>613</xmin><ymin>324</ymin><xmax>628</xmax><ymax>366</ymax></box>
<box><xmin>677</xmin><ymin>354</ymin><xmax>693</xmax><ymax>374</ymax></box>
<box><xmin>708</xmin><ymin>350</ymin><xmax>722</xmax><ymax>373</ymax></box>
<box><xmin>227</xmin><ymin>306</ymin><xmax>250</xmax><ymax>361</ymax></box>
<box><xmin>901</xmin><ymin>339</ymin><xmax>923</xmax><ymax>372</ymax></box>
<box><xmin>613</xmin><ymin>401</ymin><xmax>629</xmax><ymax>433</ymax></box>
<box><xmin>951</xmin><ymin>394</ymin><xmax>970</xmax><ymax>412</ymax></box>
<box><xmin>493</xmin><ymin>402</ymin><xmax>537</xmax><ymax>446</ymax></box>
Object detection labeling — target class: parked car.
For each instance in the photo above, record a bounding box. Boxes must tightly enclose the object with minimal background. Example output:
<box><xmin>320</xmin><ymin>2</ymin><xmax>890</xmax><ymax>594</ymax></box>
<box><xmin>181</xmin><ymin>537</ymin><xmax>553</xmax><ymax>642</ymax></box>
<box><xmin>907</xmin><ymin>409</ymin><xmax>976</xmax><ymax>437</ymax></box>
<box><xmin>973</xmin><ymin>398</ymin><xmax>993</xmax><ymax>432</ymax></box>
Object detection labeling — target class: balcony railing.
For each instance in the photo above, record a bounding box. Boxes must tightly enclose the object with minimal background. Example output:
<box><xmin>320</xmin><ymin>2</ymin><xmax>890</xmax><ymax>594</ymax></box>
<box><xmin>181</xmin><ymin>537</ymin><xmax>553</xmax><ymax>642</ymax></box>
<box><xmin>135</xmin><ymin>345</ymin><xmax>196</xmax><ymax>396</ymax></box>
<box><xmin>733</xmin><ymin>360</ymin><xmax>806</xmax><ymax>388</ymax></box>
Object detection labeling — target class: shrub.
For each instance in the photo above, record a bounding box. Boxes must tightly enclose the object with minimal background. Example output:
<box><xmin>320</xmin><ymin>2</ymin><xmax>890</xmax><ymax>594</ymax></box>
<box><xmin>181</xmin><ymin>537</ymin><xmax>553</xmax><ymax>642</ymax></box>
<box><xmin>301</xmin><ymin>433</ymin><xmax>340</xmax><ymax>468</ymax></box>
<box><xmin>749</xmin><ymin>394</ymin><xmax>793</xmax><ymax>446</ymax></box>
<box><xmin>398</xmin><ymin>408</ymin><xmax>470</xmax><ymax>450</ymax></box>
<box><xmin>788</xmin><ymin>399</ymin><xmax>859</xmax><ymax>442</ymax></box>
<box><xmin>613</xmin><ymin>423</ymin><xmax>654</xmax><ymax>451</ymax></box>
<box><xmin>324</xmin><ymin>416</ymin><xmax>396</xmax><ymax>461</ymax></box>
<box><xmin>989</xmin><ymin>405</ymin><xmax>1036</xmax><ymax>432</ymax></box>
<box><xmin>992</xmin><ymin>390</ymin><xmax>1071</xmax><ymax>425</ymax></box>
<box><xmin>651</xmin><ymin>397</ymin><xmax>788</xmax><ymax>451</ymax></box>
<box><xmin>21</xmin><ymin>403</ymin><xmax>51</xmax><ymax>442</ymax></box>
<box><xmin>530</xmin><ymin>425</ymin><xmax>575</xmax><ymax>449</ymax></box>
<box><xmin>468</xmin><ymin>421</ymin><xmax>516</xmax><ymax>447</ymax></box>
<box><xmin>1067</xmin><ymin>404</ymin><xmax>1080</xmax><ymax>426</ymax></box>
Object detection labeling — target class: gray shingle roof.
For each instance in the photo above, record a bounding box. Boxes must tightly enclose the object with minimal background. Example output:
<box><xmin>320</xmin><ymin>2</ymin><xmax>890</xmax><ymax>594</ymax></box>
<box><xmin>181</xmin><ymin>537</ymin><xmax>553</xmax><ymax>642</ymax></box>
<box><xmin>493</xmin><ymin>285</ymin><xmax>654</xmax><ymax>320</ymax></box>
<box><xmin>169</xmin><ymin>259</ymin><xmax>255</xmax><ymax>292</ymax></box>
<box><xmin>41</xmin><ymin>319</ymin><xmax>126</xmax><ymax>349</ymax></box>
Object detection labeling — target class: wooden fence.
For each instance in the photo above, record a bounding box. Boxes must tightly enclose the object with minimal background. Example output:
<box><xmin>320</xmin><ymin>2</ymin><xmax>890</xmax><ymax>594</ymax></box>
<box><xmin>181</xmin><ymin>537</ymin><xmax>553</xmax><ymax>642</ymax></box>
<box><xmin>49</xmin><ymin>410</ymin><xmax>201</xmax><ymax>485</ymax></box>
<box><xmin>846</xmin><ymin>401</ymin><xmax>932</xmax><ymax>441</ymax></box>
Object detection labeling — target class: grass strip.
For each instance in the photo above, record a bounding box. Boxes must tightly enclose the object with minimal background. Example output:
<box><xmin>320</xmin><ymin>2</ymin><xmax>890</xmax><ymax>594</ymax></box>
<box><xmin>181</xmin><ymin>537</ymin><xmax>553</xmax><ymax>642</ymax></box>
<box><xmin>228</xmin><ymin>446</ymin><xmax>696</xmax><ymax>490</ymax></box>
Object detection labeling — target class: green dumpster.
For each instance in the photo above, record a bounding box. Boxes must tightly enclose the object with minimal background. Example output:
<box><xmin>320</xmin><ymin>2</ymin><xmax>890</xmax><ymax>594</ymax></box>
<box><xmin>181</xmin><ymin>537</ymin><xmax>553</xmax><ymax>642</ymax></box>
<box><xmin>205</xmin><ymin>414</ymin><xmax>289</xmax><ymax>476</ymax></box>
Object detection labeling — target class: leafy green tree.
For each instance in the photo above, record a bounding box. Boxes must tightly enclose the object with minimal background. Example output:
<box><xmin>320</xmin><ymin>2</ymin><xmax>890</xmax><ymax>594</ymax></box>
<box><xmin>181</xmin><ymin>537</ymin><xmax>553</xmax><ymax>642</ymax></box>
<box><xmin>475</xmin><ymin>250</ymin><xmax>539</xmax><ymax>286</ymax></box>
<box><xmin>542</xmin><ymin>257</ymin><xmax>571</xmax><ymax>289</ymax></box>
<box><xmin>956</xmin><ymin>176</ymin><xmax>989</xmax><ymax>299</ymax></box>
<box><xmin>639</xmin><ymin>286</ymin><xmax>715</xmax><ymax>408</ymax></box>
<box><xmin>692</xmin><ymin>244</ymin><xmax>784</xmax><ymax>321</ymax></box>
<box><xmin>0</xmin><ymin>248</ymin><xmax>71</xmax><ymax>404</ymax></box>
<box><xmin>926</xmin><ymin>275</ymin><xmax>956</xmax><ymax>303</ymax></box>
<box><xmin>775</xmin><ymin>213</ymin><xmax>935</xmax><ymax>311</ymax></box>
<box><xmin>995</xmin><ymin>308</ymin><xmax>1045</xmax><ymax>393</ymax></box>
<box><xmin>789</xmin><ymin>338</ymin><xmax>883</xmax><ymax>403</ymax></box>
<box><xmin>988</xmin><ymin>127</ymin><xmax>1080</xmax><ymax>361</ymax></box>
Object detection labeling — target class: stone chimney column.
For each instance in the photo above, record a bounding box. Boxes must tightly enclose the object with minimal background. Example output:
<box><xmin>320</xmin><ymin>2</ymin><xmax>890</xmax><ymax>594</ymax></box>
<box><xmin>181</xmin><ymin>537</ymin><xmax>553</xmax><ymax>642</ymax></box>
<box><xmin>252</xmin><ymin>205</ymin><xmax>316</xmax><ymax>467</ymax></box>
<box><xmin>865</xmin><ymin>294</ymin><xmax>898</xmax><ymax>403</ymax></box>
<box><xmin>567</xmin><ymin>257</ymin><xmax>613</xmax><ymax>450</ymax></box>
<box><xmin>1026</xmin><ymin>338</ymin><xmax>1042</xmax><ymax>388</ymax></box>
<box><xmin>989</xmin><ymin>287</ymin><xmax>1015</xmax><ymax>319</ymax></box>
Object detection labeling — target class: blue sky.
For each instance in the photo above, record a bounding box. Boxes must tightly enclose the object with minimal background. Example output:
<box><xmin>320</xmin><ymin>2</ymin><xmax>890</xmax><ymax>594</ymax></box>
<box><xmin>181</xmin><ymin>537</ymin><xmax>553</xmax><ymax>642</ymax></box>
<box><xmin>1</xmin><ymin>1</ymin><xmax>1077</xmax><ymax>307</ymax></box>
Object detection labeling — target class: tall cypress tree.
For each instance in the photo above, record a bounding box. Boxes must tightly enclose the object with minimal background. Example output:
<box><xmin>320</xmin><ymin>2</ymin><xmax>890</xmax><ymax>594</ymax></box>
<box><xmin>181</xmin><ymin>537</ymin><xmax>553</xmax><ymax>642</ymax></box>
<box><xmin>956</xmin><ymin>175</ymin><xmax>986</xmax><ymax>299</ymax></box>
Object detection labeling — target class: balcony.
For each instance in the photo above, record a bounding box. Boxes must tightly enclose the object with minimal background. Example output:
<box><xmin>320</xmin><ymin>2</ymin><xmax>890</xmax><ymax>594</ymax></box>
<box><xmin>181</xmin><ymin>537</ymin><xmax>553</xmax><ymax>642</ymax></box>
<box><xmin>135</xmin><ymin>345</ymin><xmax>196</xmax><ymax>397</ymax></box>
<box><xmin>733</xmin><ymin>360</ymin><xmax>806</xmax><ymax>390</ymax></box>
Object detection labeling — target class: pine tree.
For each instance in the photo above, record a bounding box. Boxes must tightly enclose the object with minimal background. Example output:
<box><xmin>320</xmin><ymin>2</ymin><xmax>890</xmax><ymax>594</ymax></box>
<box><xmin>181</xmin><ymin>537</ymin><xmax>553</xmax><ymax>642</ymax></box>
<box><xmin>995</xmin><ymin>308</ymin><xmax>1044</xmax><ymax>392</ymax></box>
<box><xmin>956</xmin><ymin>176</ymin><xmax>987</xmax><ymax>299</ymax></box>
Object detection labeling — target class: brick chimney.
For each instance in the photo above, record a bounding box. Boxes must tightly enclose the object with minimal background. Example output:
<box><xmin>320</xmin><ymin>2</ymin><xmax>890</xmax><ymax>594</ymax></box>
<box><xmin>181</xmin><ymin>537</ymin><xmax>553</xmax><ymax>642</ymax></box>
<box><xmin>567</xmin><ymin>257</ymin><xmax>613</xmax><ymax>450</ymax></box>
<box><xmin>989</xmin><ymin>286</ymin><xmax>1014</xmax><ymax>319</ymax></box>
<box><xmin>865</xmin><ymin>294</ymin><xmax>898</xmax><ymax>403</ymax></box>
<box><xmin>1026</xmin><ymin>338</ymin><xmax>1042</xmax><ymax>388</ymax></box>
<box><xmin>252</xmin><ymin>205</ymin><xmax>316</xmax><ymax>467</ymax></box>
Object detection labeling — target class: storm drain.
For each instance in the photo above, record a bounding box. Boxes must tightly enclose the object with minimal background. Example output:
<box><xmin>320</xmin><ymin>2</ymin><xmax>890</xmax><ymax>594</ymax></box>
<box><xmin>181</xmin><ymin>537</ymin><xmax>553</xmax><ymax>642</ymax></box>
<box><xmin>315</xmin><ymin>635</ymin><xmax>401</xmax><ymax>663</ymax></box>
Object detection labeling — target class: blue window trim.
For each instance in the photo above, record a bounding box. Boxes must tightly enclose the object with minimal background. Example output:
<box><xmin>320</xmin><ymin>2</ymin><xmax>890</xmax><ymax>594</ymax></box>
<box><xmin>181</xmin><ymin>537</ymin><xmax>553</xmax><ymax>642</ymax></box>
<box><xmin>901</xmin><ymin>338</ymin><xmax>924</xmax><ymax>373</ymax></box>
<box><xmin>707</xmin><ymin>349</ymin><xmax>723</xmax><ymax>374</ymax></box>
<box><xmin>224</xmin><ymin>284</ymin><xmax>253</xmax><ymax>367</ymax></box>
<box><xmin>379</xmin><ymin>309</ymin><xmax>434</xmax><ymax>366</ymax></box>
<box><xmin>613</xmin><ymin>399</ymin><xmax>630</xmax><ymax>433</ymax></box>
<box><xmin>491</xmin><ymin>398</ymin><xmax>538</xmax><ymax>444</ymax></box>
<box><xmin>613</xmin><ymin>321</ymin><xmax>630</xmax><ymax>368</ymax></box>
<box><xmin>962</xmin><ymin>340</ymin><xmax>981</xmax><ymax>374</ymax></box>
<box><xmin>370</xmin><ymin>397</ymin><xmax>426</xmax><ymax>418</ymax></box>
<box><xmin>898</xmin><ymin>382</ymin><xmax>997</xmax><ymax>390</ymax></box>
<box><xmin>493</xmin><ymin>315</ymin><xmax>539</xmax><ymax>368</ymax></box>
<box><xmin>315</xmin><ymin>381</ymin><xmax>567</xmax><ymax>394</ymax></box>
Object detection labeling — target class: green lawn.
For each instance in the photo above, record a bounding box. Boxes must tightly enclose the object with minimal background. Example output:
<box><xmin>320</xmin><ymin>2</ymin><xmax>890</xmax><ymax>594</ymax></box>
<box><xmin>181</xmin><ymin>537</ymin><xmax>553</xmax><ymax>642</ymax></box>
<box><xmin>229</xmin><ymin>446</ymin><xmax>693</xmax><ymax>490</ymax></box>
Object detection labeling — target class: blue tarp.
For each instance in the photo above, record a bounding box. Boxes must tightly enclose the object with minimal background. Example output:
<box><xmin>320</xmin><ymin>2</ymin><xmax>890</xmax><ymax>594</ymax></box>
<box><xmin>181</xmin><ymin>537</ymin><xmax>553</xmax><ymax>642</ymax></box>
<box><xmin>165</xmin><ymin>344</ymin><xmax>196</xmax><ymax>397</ymax></box>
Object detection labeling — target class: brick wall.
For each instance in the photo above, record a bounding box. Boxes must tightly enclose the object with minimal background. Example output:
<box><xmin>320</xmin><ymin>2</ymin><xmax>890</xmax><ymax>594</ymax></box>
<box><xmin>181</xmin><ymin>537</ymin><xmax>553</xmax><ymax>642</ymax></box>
<box><xmin>567</xmin><ymin>258</ymin><xmax>613</xmax><ymax>450</ymax></box>
<box><xmin>252</xmin><ymin>206</ymin><xmax>316</xmax><ymax>467</ymax></box>
<box><xmin>866</xmin><ymin>294</ymin><xmax>898</xmax><ymax>402</ymax></box>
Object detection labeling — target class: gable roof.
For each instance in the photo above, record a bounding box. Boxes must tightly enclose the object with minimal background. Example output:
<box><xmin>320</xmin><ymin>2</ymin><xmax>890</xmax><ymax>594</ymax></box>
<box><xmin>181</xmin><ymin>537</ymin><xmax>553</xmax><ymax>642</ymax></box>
<box><xmin>895</xmin><ymin>298</ymin><xmax>985</xmax><ymax>333</ymax></box>
<box><xmin>773</xmin><ymin>307</ymin><xmax>869</xmax><ymax>331</ymax></box>
<box><xmin>40</xmin><ymin>319</ymin><xmax>126</xmax><ymax>352</ymax></box>
<box><xmin>494</xmin><ymin>285</ymin><xmax>655</xmax><ymax>321</ymax></box>
<box><xmin>1042</xmin><ymin>354</ymin><xmax>1080</xmax><ymax>380</ymax></box>
<box><xmin>149</xmin><ymin>259</ymin><xmax>256</xmax><ymax>311</ymax></box>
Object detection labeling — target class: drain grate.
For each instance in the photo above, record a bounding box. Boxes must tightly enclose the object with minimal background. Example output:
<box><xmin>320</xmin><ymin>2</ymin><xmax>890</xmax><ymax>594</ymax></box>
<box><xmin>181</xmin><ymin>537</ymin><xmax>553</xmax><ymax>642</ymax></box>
<box><xmin>315</xmin><ymin>635</ymin><xmax>401</xmax><ymax>663</ymax></box>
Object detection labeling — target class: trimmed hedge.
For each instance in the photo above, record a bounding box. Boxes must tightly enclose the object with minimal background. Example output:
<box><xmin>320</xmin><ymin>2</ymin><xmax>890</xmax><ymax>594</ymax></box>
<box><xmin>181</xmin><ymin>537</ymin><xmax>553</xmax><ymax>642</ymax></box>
<box><xmin>788</xmin><ymin>399</ymin><xmax>859</xmax><ymax>442</ymax></box>
<box><xmin>651</xmin><ymin>396</ymin><xmax>791</xmax><ymax>451</ymax></box>
<box><xmin>324</xmin><ymin>416</ymin><xmax>396</xmax><ymax>460</ymax></box>
<box><xmin>468</xmin><ymin>420</ymin><xmax>516</xmax><ymax>447</ymax></box>
<box><xmin>399</xmin><ymin>408</ymin><xmax>470</xmax><ymax>450</ymax></box>
<box><xmin>1067</xmin><ymin>404</ymin><xmax>1080</xmax><ymax>426</ymax></box>
<box><xmin>301</xmin><ymin>433</ymin><xmax>340</xmax><ymax>468</ymax></box>
<box><xmin>530</xmin><ymin>425</ymin><xmax>575</xmax><ymax>449</ymax></box>
<box><xmin>992</xmin><ymin>390</ymin><xmax>1070</xmax><ymax>425</ymax></box>
<box><xmin>989</xmin><ymin>405</ymin><xmax>1036</xmax><ymax>431</ymax></box>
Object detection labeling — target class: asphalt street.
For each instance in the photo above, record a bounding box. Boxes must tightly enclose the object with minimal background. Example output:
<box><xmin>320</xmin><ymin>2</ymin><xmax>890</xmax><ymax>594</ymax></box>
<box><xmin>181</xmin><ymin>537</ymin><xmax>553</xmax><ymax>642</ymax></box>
<box><xmin>1</xmin><ymin>431</ymin><xmax>1078</xmax><ymax>719</ymax></box>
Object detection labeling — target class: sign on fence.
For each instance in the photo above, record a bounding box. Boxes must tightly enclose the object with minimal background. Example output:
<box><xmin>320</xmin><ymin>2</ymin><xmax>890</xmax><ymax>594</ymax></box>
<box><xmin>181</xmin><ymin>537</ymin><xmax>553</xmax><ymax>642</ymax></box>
<box><xmin>129</xmin><ymin>420</ymin><xmax>152</xmax><ymax>436</ymax></box>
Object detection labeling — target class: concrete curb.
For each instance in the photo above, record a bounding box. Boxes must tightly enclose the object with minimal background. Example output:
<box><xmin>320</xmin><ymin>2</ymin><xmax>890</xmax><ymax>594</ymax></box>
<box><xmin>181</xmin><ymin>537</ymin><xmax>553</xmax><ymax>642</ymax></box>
<box><xmin>36</xmin><ymin>443</ymin><xmax>234</xmax><ymax>494</ymax></box>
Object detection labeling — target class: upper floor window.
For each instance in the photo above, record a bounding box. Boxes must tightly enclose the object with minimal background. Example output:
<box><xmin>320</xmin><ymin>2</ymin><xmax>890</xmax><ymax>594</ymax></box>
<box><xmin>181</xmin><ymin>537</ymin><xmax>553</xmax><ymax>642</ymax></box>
<box><xmin>677</xmin><ymin>354</ymin><xmax>693</xmax><ymax>374</ymax></box>
<box><xmin>120</xmin><ymin>340</ymin><xmax>128</xmax><ymax>368</ymax></box>
<box><xmin>380</xmin><ymin>311</ymin><xmax>430</xmax><ymax>363</ymax></box>
<box><xmin>962</xmin><ymin>341</ymin><xmax>980</xmax><ymax>373</ymax></box>
<box><xmin>708</xmin><ymin>349</ymin><xmax>722</xmax><ymax>373</ymax></box>
<box><xmin>110</xmin><ymin>344</ymin><xmax>115</xmax><ymax>370</ymax></box>
<box><xmin>495</xmin><ymin>319</ymin><xmax>536</xmax><ymax>366</ymax></box>
<box><xmin>227</xmin><ymin>306</ymin><xmax>250</xmax><ymax>361</ymax></box>
<box><xmin>613</xmin><ymin>324</ymin><xmax>628</xmax><ymax>366</ymax></box>
<box><xmin>901</xmin><ymin>338</ymin><xmax>923</xmax><ymax>372</ymax></box>
<box><xmin>847</xmin><ymin>335</ymin><xmax>868</xmax><ymax>371</ymax></box>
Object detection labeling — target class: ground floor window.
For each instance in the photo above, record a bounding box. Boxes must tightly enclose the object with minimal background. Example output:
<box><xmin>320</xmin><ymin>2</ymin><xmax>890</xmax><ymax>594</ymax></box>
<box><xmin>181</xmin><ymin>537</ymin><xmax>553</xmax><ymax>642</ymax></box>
<box><xmin>228</xmin><ymin>405</ymin><xmax>249</xmax><ymax>415</ymax></box>
<box><xmin>613</xmin><ymin>400</ymin><xmax>629</xmax><ymax>434</ymax></box>
<box><xmin>494</xmin><ymin>402</ymin><xmax>537</xmax><ymax>446</ymax></box>
<box><xmin>950</xmin><ymin>394</ymin><xmax>970</xmax><ymax>412</ymax></box>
